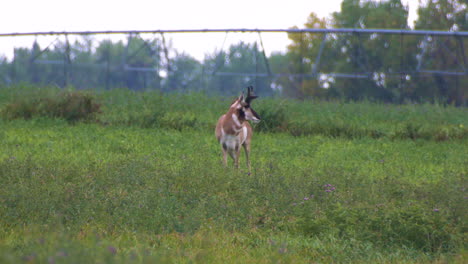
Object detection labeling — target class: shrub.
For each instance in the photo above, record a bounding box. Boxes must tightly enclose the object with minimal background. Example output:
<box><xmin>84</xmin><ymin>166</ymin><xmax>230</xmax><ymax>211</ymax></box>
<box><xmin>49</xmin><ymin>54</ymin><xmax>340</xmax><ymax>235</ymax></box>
<box><xmin>1</xmin><ymin>91</ymin><xmax>101</xmax><ymax>123</ymax></box>
<box><xmin>1</xmin><ymin>100</ymin><xmax>36</xmax><ymax>120</ymax></box>
<box><xmin>434</xmin><ymin>124</ymin><xmax>468</xmax><ymax>141</ymax></box>
<box><xmin>254</xmin><ymin>100</ymin><xmax>289</xmax><ymax>132</ymax></box>
<box><xmin>160</xmin><ymin>111</ymin><xmax>198</xmax><ymax>131</ymax></box>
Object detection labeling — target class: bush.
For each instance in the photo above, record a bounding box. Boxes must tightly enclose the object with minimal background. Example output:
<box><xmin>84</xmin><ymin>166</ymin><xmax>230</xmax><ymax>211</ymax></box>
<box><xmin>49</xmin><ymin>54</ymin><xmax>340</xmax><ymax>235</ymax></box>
<box><xmin>434</xmin><ymin>124</ymin><xmax>468</xmax><ymax>141</ymax></box>
<box><xmin>1</xmin><ymin>91</ymin><xmax>101</xmax><ymax>123</ymax></box>
<box><xmin>160</xmin><ymin>111</ymin><xmax>198</xmax><ymax>131</ymax></box>
<box><xmin>254</xmin><ymin>100</ymin><xmax>289</xmax><ymax>132</ymax></box>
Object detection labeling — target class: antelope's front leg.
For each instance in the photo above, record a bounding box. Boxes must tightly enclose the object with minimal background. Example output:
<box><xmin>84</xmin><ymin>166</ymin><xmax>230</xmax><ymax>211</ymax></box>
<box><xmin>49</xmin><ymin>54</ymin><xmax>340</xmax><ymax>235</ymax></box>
<box><xmin>221</xmin><ymin>144</ymin><xmax>228</xmax><ymax>167</ymax></box>
<box><xmin>243</xmin><ymin>144</ymin><xmax>251</xmax><ymax>173</ymax></box>
<box><xmin>222</xmin><ymin>149</ymin><xmax>228</xmax><ymax>167</ymax></box>
<box><xmin>234</xmin><ymin>145</ymin><xmax>241</xmax><ymax>169</ymax></box>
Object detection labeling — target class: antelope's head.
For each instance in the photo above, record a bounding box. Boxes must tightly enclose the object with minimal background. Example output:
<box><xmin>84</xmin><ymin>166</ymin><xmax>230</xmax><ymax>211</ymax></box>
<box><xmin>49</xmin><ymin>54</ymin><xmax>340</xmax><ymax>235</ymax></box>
<box><xmin>233</xmin><ymin>86</ymin><xmax>261</xmax><ymax>123</ymax></box>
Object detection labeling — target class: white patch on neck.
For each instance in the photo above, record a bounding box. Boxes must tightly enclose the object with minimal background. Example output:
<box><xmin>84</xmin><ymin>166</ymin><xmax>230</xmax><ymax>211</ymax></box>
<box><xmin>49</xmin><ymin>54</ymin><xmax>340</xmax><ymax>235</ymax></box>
<box><xmin>231</xmin><ymin>113</ymin><xmax>241</xmax><ymax>127</ymax></box>
<box><xmin>242</xmin><ymin>126</ymin><xmax>248</xmax><ymax>144</ymax></box>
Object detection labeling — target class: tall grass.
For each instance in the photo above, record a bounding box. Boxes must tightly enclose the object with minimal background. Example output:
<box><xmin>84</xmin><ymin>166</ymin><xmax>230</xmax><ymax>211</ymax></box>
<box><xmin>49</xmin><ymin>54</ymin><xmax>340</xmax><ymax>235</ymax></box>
<box><xmin>1</xmin><ymin>84</ymin><xmax>466</xmax><ymax>140</ymax></box>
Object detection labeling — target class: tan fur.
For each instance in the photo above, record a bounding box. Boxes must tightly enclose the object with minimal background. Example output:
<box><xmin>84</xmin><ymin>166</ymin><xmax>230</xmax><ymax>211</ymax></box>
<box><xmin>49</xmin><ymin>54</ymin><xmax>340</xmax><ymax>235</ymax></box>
<box><xmin>215</xmin><ymin>95</ymin><xmax>259</xmax><ymax>172</ymax></box>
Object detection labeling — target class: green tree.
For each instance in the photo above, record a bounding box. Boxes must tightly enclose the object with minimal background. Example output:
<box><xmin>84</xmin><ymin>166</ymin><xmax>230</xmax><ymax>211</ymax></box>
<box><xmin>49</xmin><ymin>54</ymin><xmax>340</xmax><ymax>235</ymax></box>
<box><xmin>9</xmin><ymin>41</ymin><xmax>67</xmax><ymax>86</ymax></box>
<box><xmin>94</xmin><ymin>37</ymin><xmax>163</xmax><ymax>90</ymax></box>
<box><xmin>11</xmin><ymin>47</ymin><xmax>36</xmax><ymax>84</ymax></box>
<box><xmin>285</xmin><ymin>12</ymin><xmax>329</xmax><ymax>98</ymax></box>
<box><xmin>268</xmin><ymin>51</ymin><xmax>292</xmax><ymax>95</ymax></box>
<box><xmin>123</xmin><ymin>36</ymin><xmax>162</xmax><ymax>90</ymax></box>
<box><xmin>204</xmin><ymin>42</ymin><xmax>272</xmax><ymax>96</ymax></box>
<box><xmin>330</xmin><ymin>0</ymin><xmax>411</xmax><ymax>101</ymax></box>
<box><xmin>284</xmin><ymin>1</ymin><xmax>412</xmax><ymax>101</ymax></box>
<box><xmin>0</xmin><ymin>56</ymin><xmax>9</xmax><ymax>85</ymax></box>
<box><xmin>95</xmin><ymin>40</ymin><xmax>126</xmax><ymax>89</ymax></box>
<box><xmin>414</xmin><ymin>0</ymin><xmax>467</xmax><ymax>105</ymax></box>
<box><xmin>164</xmin><ymin>53</ymin><xmax>202</xmax><ymax>92</ymax></box>
<box><xmin>69</xmin><ymin>37</ymin><xmax>98</xmax><ymax>88</ymax></box>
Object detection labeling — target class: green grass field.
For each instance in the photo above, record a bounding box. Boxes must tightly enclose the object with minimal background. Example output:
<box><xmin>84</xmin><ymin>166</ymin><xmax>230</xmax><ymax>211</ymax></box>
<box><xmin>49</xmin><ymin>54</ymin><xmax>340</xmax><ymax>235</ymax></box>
<box><xmin>0</xmin><ymin>86</ymin><xmax>467</xmax><ymax>263</ymax></box>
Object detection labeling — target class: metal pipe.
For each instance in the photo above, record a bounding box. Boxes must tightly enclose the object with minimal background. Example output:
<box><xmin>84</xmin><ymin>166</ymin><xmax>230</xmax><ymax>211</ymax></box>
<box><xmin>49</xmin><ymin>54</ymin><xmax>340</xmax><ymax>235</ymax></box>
<box><xmin>1</xmin><ymin>28</ymin><xmax>467</xmax><ymax>37</ymax></box>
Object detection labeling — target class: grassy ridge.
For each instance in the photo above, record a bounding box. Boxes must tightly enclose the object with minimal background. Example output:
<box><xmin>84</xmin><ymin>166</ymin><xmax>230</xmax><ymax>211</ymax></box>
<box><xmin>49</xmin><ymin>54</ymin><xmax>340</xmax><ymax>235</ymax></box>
<box><xmin>98</xmin><ymin>88</ymin><xmax>468</xmax><ymax>140</ymax></box>
<box><xmin>0</xmin><ymin>85</ymin><xmax>467</xmax><ymax>262</ymax></box>
<box><xmin>1</xmin><ymin>84</ymin><xmax>467</xmax><ymax>140</ymax></box>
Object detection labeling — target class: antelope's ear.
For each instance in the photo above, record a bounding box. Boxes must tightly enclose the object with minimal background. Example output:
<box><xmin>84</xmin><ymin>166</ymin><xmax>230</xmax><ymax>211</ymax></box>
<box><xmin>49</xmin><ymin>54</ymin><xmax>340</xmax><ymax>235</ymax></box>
<box><xmin>238</xmin><ymin>92</ymin><xmax>244</xmax><ymax>102</ymax></box>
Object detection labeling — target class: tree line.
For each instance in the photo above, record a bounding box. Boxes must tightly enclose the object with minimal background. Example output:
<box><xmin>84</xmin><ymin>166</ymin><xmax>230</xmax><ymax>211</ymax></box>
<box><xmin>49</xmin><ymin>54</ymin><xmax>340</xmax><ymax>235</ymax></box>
<box><xmin>0</xmin><ymin>0</ymin><xmax>466</xmax><ymax>105</ymax></box>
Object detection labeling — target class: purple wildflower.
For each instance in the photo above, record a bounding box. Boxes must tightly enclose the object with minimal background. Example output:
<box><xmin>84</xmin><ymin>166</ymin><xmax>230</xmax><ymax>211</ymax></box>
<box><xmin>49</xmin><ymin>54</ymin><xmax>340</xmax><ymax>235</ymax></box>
<box><xmin>108</xmin><ymin>246</ymin><xmax>117</xmax><ymax>255</ymax></box>
<box><xmin>323</xmin><ymin>184</ymin><xmax>336</xmax><ymax>192</ymax></box>
<box><xmin>278</xmin><ymin>246</ymin><xmax>288</xmax><ymax>254</ymax></box>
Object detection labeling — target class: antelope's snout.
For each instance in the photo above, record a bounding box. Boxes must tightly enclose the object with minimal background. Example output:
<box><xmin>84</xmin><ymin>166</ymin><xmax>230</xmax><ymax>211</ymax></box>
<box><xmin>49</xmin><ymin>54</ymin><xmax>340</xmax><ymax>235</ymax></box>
<box><xmin>245</xmin><ymin>107</ymin><xmax>261</xmax><ymax>123</ymax></box>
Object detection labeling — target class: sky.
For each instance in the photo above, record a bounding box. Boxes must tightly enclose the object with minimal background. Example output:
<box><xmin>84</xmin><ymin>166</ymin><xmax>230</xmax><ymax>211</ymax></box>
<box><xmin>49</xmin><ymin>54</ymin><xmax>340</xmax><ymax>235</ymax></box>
<box><xmin>0</xmin><ymin>0</ymin><xmax>419</xmax><ymax>61</ymax></box>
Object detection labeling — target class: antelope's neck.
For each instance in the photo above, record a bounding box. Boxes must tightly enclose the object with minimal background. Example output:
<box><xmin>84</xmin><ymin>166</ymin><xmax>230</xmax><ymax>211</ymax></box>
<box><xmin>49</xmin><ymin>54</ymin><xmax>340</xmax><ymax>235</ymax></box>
<box><xmin>224</xmin><ymin>108</ymin><xmax>245</xmax><ymax>135</ymax></box>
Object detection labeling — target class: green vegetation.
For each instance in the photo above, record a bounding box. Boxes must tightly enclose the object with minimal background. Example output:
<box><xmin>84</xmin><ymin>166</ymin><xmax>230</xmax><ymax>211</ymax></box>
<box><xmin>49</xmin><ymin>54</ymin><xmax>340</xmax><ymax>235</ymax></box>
<box><xmin>0</xmin><ymin>90</ymin><xmax>100</xmax><ymax>123</ymax></box>
<box><xmin>1</xmin><ymin>85</ymin><xmax>467</xmax><ymax>140</ymax></box>
<box><xmin>0</xmin><ymin>86</ymin><xmax>467</xmax><ymax>263</ymax></box>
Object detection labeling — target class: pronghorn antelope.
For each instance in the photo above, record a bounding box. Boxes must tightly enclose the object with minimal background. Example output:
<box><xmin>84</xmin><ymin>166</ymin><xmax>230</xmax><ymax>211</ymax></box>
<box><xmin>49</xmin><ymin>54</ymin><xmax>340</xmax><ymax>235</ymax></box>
<box><xmin>215</xmin><ymin>86</ymin><xmax>261</xmax><ymax>172</ymax></box>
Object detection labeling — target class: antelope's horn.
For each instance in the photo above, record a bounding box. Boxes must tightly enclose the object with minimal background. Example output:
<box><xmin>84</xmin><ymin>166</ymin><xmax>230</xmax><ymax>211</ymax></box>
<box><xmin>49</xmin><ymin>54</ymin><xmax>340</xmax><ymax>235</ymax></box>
<box><xmin>247</xmin><ymin>86</ymin><xmax>253</xmax><ymax>95</ymax></box>
<box><xmin>246</xmin><ymin>86</ymin><xmax>258</xmax><ymax>103</ymax></box>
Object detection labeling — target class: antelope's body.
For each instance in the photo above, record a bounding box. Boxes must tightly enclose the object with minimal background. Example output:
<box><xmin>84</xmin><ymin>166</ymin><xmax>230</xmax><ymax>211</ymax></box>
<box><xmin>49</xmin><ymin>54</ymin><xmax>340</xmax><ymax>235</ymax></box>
<box><xmin>215</xmin><ymin>86</ymin><xmax>260</xmax><ymax>171</ymax></box>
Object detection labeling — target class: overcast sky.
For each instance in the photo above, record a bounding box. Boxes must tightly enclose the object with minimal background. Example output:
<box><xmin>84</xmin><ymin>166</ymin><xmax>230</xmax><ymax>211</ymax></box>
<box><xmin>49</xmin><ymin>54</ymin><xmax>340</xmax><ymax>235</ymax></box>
<box><xmin>0</xmin><ymin>0</ymin><xmax>418</xmax><ymax>61</ymax></box>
